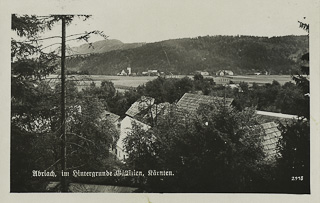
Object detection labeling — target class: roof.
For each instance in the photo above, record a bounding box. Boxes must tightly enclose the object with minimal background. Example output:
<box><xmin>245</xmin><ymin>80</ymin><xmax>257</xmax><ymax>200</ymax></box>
<box><xmin>125</xmin><ymin>96</ymin><xmax>155</xmax><ymax>118</ymax></box>
<box><xmin>176</xmin><ymin>93</ymin><xmax>234</xmax><ymax>112</ymax></box>
<box><xmin>256</xmin><ymin>110</ymin><xmax>300</xmax><ymax>119</ymax></box>
<box><xmin>147</xmin><ymin>102</ymin><xmax>171</xmax><ymax>119</ymax></box>
<box><xmin>259</xmin><ymin>122</ymin><xmax>282</xmax><ymax>161</ymax></box>
<box><xmin>101</xmin><ymin>111</ymin><xmax>120</xmax><ymax>123</ymax></box>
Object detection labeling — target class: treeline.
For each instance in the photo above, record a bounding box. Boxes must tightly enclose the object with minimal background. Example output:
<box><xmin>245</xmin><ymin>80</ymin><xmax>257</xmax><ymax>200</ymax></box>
<box><xmin>66</xmin><ymin>35</ymin><xmax>308</xmax><ymax>75</ymax></box>
<box><xmin>86</xmin><ymin>74</ymin><xmax>308</xmax><ymax>193</ymax></box>
<box><xmin>91</xmin><ymin>75</ymin><xmax>308</xmax><ymax>118</ymax></box>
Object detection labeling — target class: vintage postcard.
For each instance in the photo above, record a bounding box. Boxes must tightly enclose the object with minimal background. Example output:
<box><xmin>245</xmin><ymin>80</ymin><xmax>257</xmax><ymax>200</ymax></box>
<box><xmin>1</xmin><ymin>0</ymin><xmax>320</xmax><ymax>202</ymax></box>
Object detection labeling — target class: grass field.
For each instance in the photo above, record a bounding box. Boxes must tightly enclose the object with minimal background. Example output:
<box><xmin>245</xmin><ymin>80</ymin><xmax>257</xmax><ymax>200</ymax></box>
<box><xmin>47</xmin><ymin>74</ymin><xmax>295</xmax><ymax>91</ymax></box>
<box><xmin>227</xmin><ymin>75</ymin><xmax>294</xmax><ymax>85</ymax></box>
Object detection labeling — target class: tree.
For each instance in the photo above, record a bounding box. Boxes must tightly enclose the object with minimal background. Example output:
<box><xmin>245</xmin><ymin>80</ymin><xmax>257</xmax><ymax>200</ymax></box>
<box><xmin>274</xmin><ymin>20</ymin><xmax>310</xmax><ymax>194</ymax></box>
<box><xmin>124</xmin><ymin>103</ymin><xmax>268</xmax><ymax>192</ymax></box>
<box><xmin>11</xmin><ymin>14</ymin><xmax>112</xmax><ymax>192</ymax></box>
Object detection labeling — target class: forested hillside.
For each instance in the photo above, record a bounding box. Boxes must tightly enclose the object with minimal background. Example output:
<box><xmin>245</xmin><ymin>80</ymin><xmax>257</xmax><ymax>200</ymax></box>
<box><xmin>70</xmin><ymin>39</ymin><xmax>145</xmax><ymax>54</ymax></box>
<box><xmin>66</xmin><ymin>35</ymin><xmax>308</xmax><ymax>75</ymax></box>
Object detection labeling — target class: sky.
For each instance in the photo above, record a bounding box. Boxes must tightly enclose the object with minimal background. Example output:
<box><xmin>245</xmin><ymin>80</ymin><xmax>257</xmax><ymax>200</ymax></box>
<box><xmin>7</xmin><ymin>0</ymin><xmax>315</xmax><ymax>48</ymax></box>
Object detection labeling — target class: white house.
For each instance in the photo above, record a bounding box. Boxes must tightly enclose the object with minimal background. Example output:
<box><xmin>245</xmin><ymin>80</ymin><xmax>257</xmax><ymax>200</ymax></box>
<box><xmin>115</xmin><ymin>116</ymin><xmax>150</xmax><ymax>161</ymax></box>
<box><xmin>195</xmin><ymin>71</ymin><xmax>210</xmax><ymax>76</ymax></box>
<box><xmin>117</xmin><ymin>69</ymin><xmax>128</xmax><ymax>76</ymax></box>
<box><xmin>216</xmin><ymin>70</ymin><xmax>234</xmax><ymax>76</ymax></box>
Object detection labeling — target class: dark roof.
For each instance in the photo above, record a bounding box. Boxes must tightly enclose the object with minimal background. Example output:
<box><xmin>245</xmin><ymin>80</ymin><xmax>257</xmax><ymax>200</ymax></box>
<box><xmin>125</xmin><ymin>96</ymin><xmax>155</xmax><ymax>118</ymax></box>
<box><xmin>101</xmin><ymin>111</ymin><xmax>120</xmax><ymax>123</ymax></box>
<box><xmin>147</xmin><ymin>102</ymin><xmax>171</xmax><ymax>119</ymax></box>
<box><xmin>177</xmin><ymin>93</ymin><xmax>233</xmax><ymax>112</ymax></box>
<box><xmin>260</xmin><ymin>122</ymin><xmax>282</xmax><ymax>161</ymax></box>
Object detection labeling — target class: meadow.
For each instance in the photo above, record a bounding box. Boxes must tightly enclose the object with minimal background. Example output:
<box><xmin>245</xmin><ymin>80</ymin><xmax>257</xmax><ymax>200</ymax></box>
<box><xmin>47</xmin><ymin>74</ymin><xmax>294</xmax><ymax>91</ymax></box>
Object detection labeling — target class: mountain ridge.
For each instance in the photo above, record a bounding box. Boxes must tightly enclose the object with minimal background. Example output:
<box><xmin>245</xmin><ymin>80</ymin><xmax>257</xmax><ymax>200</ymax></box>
<box><xmin>66</xmin><ymin>35</ymin><xmax>308</xmax><ymax>75</ymax></box>
<box><xmin>70</xmin><ymin>39</ymin><xmax>146</xmax><ymax>54</ymax></box>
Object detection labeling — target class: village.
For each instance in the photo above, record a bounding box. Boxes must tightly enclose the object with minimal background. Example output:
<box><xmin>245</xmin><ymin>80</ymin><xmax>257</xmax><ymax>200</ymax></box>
<box><xmin>9</xmin><ymin>8</ymin><xmax>312</xmax><ymax>195</ymax></box>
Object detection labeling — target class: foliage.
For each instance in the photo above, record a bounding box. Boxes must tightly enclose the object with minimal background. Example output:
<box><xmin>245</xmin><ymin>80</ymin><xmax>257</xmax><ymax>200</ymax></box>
<box><xmin>273</xmin><ymin>21</ymin><xmax>310</xmax><ymax>194</ymax></box>
<box><xmin>11</xmin><ymin>14</ymin><xmax>116</xmax><ymax>192</ymax></box>
<box><xmin>275</xmin><ymin>120</ymin><xmax>310</xmax><ymax>193</ymax></box>
<box><xmin>123</xmin><ymin>104</ymin><xmax>269</xmax><ymax>192</ymax></box>
<box><xmin>66</xmin><ymin>35</ymin><xmax>308</xmax><ymax>75</ymax></box>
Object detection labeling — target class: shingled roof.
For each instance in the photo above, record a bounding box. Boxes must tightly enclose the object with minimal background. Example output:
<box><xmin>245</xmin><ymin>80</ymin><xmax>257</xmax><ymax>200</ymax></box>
<box><xmin>260</xmin><ymin>122</ymin><xmax>282</xmax><ymax>161</ymax></box>
<box><xmin>101</xmin><ymin>111</ymin><xmax>120</xmax><ymax>123</ymax></box>
<box><xmin>177</xmin><ymin>93</ymin><xmax>234</xmax><ymax>112</ymax></box>
<box><xmin>125</xmin><ymin>96</ymin><xmax>155</xmax><ymax>118</ymax></box>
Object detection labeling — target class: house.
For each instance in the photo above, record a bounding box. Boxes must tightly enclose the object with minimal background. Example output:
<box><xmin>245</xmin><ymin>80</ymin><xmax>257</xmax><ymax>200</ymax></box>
<box><xmin>117</xmin><ymin>67</ymin><xmax>133</xmax><ymax>76</ymax></box>
<box><xmin>117</xmin><ymin>69</ymin><xmax>127</xmax><ymax>76</ymax></box>
<box><xmin>216</xmin><ymin>70</ymin><xmax>234</xmax><ymax>76</ymax></box>
<box><xmin>100</xmin><ymin>110</ymin><xmax>120</xmax><ymax>124</ymax></box>
<box><xmin>195</xmin><ymin>71</ymin><xmax>209</xmax><ymax>76</ymax></box>
<box><xmin>127</xmin><ymin>67</ymin><xmax>131</xmax><ymax>75</ymax></box>
<box><xmin>258</xmin><ymin>122</ymin><xmax>282</xmax><ymax>161</ymax></box>
<box><xmin>176</xmin><ymin>93</ymin><xmax>234</xmax><ymax>113</ymax></box>
<box><xmin>125</xmin><ymin>96</ymin><xmax>155</xmax><ymax>118</ymax></box>
<box><xmin>213</xmin><ymin>77</ymin><xmax>231</xmax><ymax>85</ymax></box>
<box><xmin>116</xmin><ymin>116</ymin><xmax>151</xmax><ymax>161</ymax></box>
<box><xmin>115</xmin><ymin>96</ymin><xmax>169</xmax><ymax>161</ymax></box>
<box><xmin>254</xmin><ymin>110</ymin><xmax>305</xmax><ymax>162</ymax></box>
<box><xmin>148</xmin><ymin>70</ymin><xmax>159</xmax><ymax>76</ymax></box>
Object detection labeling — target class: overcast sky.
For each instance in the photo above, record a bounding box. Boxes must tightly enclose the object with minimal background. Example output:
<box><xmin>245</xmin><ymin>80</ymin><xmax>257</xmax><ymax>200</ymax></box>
<box><xmin>9</xmin><ymin>0</ymin><xmax>315</xmax><ymax>47</ymax></box>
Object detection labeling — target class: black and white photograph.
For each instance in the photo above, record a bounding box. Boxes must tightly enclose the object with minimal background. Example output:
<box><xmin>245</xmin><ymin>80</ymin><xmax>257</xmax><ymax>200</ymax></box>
<box><xmin>1</xmin><ymin>0</ymin><xmax>320</xmax><ymax>202</ymax></box>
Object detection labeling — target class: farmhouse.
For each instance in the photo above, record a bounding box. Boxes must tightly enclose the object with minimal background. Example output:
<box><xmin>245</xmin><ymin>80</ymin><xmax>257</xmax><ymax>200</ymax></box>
<box><xmin>114</xmin><ymin>96</ymin><xmax>170</xmax><ymax>161</ymax></box>
<box><xmin>116</xmin><ymin>116</ymin><xmax>150</xmax><ymax>161</ymax></box>
<box><xmin>216</xmin><ymin>70</ymin><xmax>234</xmax><ymax>76</ymax></box>
<box><xmin>117</xmin><ymin>69</ymin><xmax>127</xmax><ymax>76</ymax></box>
<box><xmin>213</xmin><ymin>77</ymin><xmax>231</xmax><ymax>85</ymax></box>
<box><xmin>117</xmin><ymin>67</ymin><xmax>132</xmax><ymax>76</ymax></box>
<box><xmin>195</xmin><ymin>71</ymin><xmax>210</xmax><ymax>76</ymax></box>
<box><xmin>142</xmin><ymin>70</ymin><xmax>159</xmax><ymax>76</ymax></box>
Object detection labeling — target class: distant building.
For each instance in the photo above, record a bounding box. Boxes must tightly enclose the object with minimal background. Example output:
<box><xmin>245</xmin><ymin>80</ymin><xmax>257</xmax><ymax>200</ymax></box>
<box><xmin>216</xmin><ymin>70</ymin><xmax>234</xmax><ymax>76</ymax></box>
<box><xmin>127</xmin><ymin>67</ymin><xmax>132</xmax><ymax>75</ymax></box>
<box><xmin>213</xmin><ymin>77</ymin><xmax>230</xmax><ymax>85</ymax></box>
<box><xmin>195</xmin><ymin>71</ymin><xmax>210</xmax><ymax>76</ymax></box>
<box><xmin>117</xmin><ymin>69</ymin><xmax>128</xmax><ymax>76</ymax></box>
<box><xmin>148</xmin><ymin>70</ymin><xmax>159</xmax><ymax>76</ymax></box>
<box><xmin>142</xmin><ymin>70</ymin><xmax>159</xmax><ymax>76</ymax></box>
<box><xmin>117</xmin><ymin>67</ymin><xmax>133</xmax><ymax>76</ymax></box>
<box><xmin>226</xmin><ymin>83</ymin><xmax>242</xmax><ymax>92</ymax></box>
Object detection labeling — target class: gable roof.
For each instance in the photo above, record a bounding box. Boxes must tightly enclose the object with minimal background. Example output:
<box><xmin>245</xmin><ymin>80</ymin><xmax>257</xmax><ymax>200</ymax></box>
<box><xmin>176</xmin><ymin>93</ymin><xmax>234</xmax><ymax>112</ymax></box>
<box><xmin>147</xmin><ymin>102</ymin><xmax>171</xmax><ymax>119</ymax></box>
<box><xmin>256</xmin><ymin>110</ymin><xmax>300</xmax><ymax>119</ymax></box>
<box><xmin>125</xmin><ymin>96</ymin><xmax>155</xmax><ymax>118</ymax></box>
<box><xmin>101</xmin><ymin>111</ymin><xmax>120</xmax><ymax>123</ymax></box>
<box><xmin>259</xmin><ymin>122</ymin><xmax>282</xmax><ymax>161</ymax></box>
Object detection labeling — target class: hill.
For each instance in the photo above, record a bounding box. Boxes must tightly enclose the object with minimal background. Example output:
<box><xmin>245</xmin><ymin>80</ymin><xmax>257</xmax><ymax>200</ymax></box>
<box><xmin>70</xmin><ymin>39</ymin><xmax>145</xmax><ymax>54</ymax></box>
<box><xmin>66</xmin><ymin>35</ymin><xmax>308</xmax><ymax>75</ymax></box>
